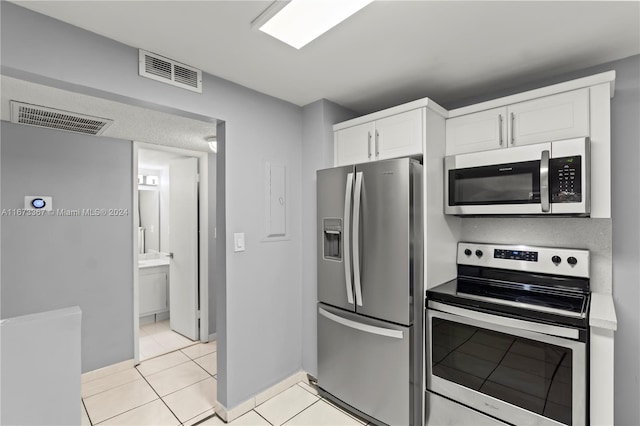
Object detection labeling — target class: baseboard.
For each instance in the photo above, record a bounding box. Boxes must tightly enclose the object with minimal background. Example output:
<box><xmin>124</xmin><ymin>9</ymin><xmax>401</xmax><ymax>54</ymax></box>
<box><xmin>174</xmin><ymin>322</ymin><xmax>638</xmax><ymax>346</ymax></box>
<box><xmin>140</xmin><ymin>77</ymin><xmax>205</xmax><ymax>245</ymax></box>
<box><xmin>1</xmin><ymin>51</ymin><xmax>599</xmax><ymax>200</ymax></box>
<box><xmin>208</xmin><ymin>332</ymin><xmax>217</xmax><ymax>342</ymax></box>
<box><xmin>214</xmin><ymin>371</ymin><xmax>309</xmax><ymax>422</ymax></box>
<box><xmin>81</xmin><ymin>359</ymin><xmax>135</xmax><ymax>384</ymax></box>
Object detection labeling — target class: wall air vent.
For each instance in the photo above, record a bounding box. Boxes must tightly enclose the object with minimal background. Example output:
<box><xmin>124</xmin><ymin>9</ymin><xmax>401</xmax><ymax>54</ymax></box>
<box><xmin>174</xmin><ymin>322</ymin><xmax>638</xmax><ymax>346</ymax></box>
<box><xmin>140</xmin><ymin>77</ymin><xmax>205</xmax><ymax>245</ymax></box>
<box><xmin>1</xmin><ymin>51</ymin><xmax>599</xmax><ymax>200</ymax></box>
<box><xmin>10</xmin><ymin>101</ymin><xmax>114</xmax><ymax>136</ymax></box>
<box><xmin>139</xmin><ymin>50</ymin><xmax>202</xmax><ymax>93</ymax></box>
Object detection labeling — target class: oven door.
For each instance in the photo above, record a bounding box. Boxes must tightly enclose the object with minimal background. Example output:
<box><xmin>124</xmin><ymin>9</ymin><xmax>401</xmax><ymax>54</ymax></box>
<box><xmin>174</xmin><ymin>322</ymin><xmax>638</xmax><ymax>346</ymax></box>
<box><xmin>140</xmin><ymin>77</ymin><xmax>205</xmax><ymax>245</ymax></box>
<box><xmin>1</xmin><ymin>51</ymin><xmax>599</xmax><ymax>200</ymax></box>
<box><xmin>426</xmin><ymin>301</ymin><xmax>586</xmax><ymax>426</ymax></box>
<box><xmin>445</xmin><ymin>142</ymin><xmax>551</xmax><ymax>215</ymax></box>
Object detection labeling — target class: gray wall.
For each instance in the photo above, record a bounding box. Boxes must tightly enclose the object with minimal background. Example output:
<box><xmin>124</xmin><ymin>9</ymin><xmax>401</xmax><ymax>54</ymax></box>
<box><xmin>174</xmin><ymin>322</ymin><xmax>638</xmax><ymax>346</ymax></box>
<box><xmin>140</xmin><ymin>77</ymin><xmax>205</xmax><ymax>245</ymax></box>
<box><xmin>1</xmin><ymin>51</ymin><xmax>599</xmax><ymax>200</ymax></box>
<box><xmin>0</xmin><ymin>122</ymin><xmax>133</xmax><ymax>372</ymax></box>
<box><xmin>300</xmin><ymin>99</ymin><xmax>357</xmax><ymax>376</ymax></box>
<box><xmin>446</xmin><ymin>55</ymin><xmax>640</xmax><ymax>426</ymax></box>
<box><xmin>1</xmin><ymin>307</ymin><xmax>81</xmax><ymax>426</ymax></box>
<box><xmin>1</xmin><ymin>2</ymin><xmax>303</xmax><ymax>408</ymax></box>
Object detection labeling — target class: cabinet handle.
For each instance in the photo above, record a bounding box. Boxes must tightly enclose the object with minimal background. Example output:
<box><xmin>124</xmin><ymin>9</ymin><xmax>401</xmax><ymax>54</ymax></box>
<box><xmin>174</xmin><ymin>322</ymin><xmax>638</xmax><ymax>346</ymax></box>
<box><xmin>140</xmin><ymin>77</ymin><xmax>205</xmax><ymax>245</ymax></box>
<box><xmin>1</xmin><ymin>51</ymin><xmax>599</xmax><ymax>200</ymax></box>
<box><xmin>510</xmin><ymin>112</ymin><xmax>515</xmax><ymax>145</ymax></box>
<box><xmin>367</xmin><ymin>132</ymin><xmax>372</xmax><ymax>158</ymax></box>
<box><xmin>375</xmin><ymin>130</ymin><xmax>380</xmax><ymax>158</ymax></box>
<box><xmin>498</xmin><ymin>114</ymin><xmax>504</xmax><ymax>146</ymax></box>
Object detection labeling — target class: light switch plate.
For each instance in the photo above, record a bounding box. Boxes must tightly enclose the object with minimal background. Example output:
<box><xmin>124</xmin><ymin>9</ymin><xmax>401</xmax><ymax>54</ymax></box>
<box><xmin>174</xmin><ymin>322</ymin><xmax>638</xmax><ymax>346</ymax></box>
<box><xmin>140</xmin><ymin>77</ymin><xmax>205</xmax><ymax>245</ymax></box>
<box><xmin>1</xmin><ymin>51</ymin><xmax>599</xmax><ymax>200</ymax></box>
<box><xmin>234</xmin><ymin>233</ymin><xmax>245</xmax><ymax>252</ymax></box>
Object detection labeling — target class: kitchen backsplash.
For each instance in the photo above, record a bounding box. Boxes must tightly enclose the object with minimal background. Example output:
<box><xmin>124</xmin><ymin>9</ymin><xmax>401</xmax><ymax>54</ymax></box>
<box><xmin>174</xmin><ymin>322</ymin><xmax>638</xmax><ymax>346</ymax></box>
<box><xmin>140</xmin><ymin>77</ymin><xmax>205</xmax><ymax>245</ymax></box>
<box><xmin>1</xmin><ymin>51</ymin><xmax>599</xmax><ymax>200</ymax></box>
<box><xmin>460</xmin><ymin>217</ymin><xmax>612</xmax><ymax>293</ymax></box>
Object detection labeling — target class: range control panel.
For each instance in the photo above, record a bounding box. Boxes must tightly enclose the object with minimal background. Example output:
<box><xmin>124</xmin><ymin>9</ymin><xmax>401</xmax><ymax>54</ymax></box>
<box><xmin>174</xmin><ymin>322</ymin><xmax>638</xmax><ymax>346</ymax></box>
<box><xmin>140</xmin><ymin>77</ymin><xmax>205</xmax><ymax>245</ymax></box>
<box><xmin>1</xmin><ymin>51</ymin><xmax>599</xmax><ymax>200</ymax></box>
<box><xmin>457</xmin><ymin>242</ymin><xmax>590</xmax><ymax>278</ymax></box>
<box><xmin>494</xmin><ymin>249</ymin><xmax>538</xmax><ymax>262</ymax></box>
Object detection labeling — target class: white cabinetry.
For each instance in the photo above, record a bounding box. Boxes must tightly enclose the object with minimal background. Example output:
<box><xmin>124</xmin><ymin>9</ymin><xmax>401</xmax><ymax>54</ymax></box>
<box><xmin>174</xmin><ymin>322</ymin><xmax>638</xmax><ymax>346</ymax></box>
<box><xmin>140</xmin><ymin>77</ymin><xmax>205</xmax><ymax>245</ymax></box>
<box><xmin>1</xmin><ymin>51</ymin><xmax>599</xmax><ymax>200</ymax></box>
<box><xmin>335</xmin><ymin>122</ymin><xmax>375</xmax><ymax>166</ymax></box>
<box><xmin>139</xmin><ymin>265</ymin><xmax>169</xmax><ymax>317</ymax></box>
<box><xmin>446</xmin><ymin>88</ymin><xmax>590</xmax><ymax>155</ymax></box>
<box><xmin>335</xmin><ymin>109</ymin><xmax>424</xmax><ymax>166</ymax></box>
<box><xmin>445</xmin><ymin>107</ymin><xmax>506</xmax><ymax>155</ymax></box>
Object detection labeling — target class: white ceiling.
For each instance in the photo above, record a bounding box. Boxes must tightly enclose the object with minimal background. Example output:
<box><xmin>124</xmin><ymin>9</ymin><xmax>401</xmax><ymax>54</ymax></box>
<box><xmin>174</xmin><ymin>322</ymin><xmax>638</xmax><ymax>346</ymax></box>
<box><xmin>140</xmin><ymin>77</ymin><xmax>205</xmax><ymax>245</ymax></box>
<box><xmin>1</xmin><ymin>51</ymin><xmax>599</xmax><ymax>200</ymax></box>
<box><xmin>12</xmin><ymin>0</ymin><xmax>640</xmax><ymax>114</ymax></box>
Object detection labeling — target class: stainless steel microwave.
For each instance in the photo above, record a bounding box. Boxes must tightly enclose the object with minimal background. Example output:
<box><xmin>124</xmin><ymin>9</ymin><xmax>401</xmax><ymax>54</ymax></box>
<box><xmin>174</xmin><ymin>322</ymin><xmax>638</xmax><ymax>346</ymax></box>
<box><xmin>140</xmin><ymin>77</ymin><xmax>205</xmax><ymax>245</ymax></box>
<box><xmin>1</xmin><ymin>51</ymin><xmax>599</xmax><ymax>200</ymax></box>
<box><xmin>445</xmin><ymin>138</ymin><xmax>590</xmax><ymax>216</ymax></box>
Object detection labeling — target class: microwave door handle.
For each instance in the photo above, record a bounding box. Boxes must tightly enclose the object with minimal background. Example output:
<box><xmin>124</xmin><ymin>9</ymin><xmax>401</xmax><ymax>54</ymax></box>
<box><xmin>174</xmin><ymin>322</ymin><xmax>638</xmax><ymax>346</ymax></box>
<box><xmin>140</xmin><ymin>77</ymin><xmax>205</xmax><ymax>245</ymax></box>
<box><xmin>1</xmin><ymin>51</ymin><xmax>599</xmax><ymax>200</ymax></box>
<box><xmin>343</xmin><ymin>173</ymin><xmax>354</xmax><ymax>305</ymax></box>
<box><xmin>541</xmin><ymin>150</ymin><xmax>550</xmax><ymax>213</ymax></box>
<box><xmin>353</xmin><ymin>171</ymin><xmax>364</xmax><ymax>306</ymax></box>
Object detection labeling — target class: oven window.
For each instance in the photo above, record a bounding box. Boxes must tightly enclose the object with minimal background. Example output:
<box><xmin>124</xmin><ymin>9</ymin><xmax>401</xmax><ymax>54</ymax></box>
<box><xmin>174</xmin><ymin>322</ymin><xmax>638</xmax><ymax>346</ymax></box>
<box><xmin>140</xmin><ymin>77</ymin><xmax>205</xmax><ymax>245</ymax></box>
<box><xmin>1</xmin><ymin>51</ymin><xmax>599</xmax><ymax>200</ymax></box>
<box><xmin>449</xmin><ymin>160</ymin><xmax>541</xmax><ymax>205</ymax></box>
<box><xmin>431</xmin><ymin>318</ymin><xmax>572</xmax><ymax>425</ymax></box>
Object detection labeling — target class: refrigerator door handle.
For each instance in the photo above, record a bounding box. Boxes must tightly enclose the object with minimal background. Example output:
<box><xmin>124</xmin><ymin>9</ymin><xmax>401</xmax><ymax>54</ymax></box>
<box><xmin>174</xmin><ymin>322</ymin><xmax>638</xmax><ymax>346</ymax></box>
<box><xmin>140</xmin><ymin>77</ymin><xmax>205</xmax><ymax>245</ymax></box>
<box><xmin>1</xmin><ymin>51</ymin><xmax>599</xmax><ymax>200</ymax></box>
<box><xmin>343</xmin><ymin>173</ymin><xmax>354</xmax><ymax>305</ymax></box>
<box><xmin>352</xmin><ymin>171</ymin><xmax>364</xmax><ymax>306</ymax></box>
<box><xmin>319</xmin><ymin>307</ymin><xmax>404</xmax><ymax>339</ymax></box>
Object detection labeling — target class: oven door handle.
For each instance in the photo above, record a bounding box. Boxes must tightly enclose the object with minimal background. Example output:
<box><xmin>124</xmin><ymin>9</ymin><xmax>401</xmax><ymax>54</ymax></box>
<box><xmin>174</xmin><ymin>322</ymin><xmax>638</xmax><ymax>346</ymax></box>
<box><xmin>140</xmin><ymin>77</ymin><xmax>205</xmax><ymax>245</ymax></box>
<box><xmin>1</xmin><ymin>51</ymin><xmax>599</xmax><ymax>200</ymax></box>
<box><xmin>428</xmin><ymin>300</ymin><xmax>580</xmax><ymax>340</ymax></box>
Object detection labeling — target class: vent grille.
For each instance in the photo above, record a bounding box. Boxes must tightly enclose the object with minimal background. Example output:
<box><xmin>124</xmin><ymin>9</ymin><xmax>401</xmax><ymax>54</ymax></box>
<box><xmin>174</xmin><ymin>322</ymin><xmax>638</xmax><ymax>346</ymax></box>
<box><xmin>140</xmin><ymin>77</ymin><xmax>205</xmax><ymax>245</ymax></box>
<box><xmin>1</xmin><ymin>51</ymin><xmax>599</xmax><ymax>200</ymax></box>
<box><xmin>145</xmin><ymin>55</ymin><xmax>172</xmax><ymax>80</ymax></box>
<box><xmin>10</xmin><ymin>101</ymin><xmax>113</xmax><ymax>136</ymax></box>
<box><xmin>139</xmin><ymin>50</ymin><xmax>202</xmax><ymax>93</ymax></box>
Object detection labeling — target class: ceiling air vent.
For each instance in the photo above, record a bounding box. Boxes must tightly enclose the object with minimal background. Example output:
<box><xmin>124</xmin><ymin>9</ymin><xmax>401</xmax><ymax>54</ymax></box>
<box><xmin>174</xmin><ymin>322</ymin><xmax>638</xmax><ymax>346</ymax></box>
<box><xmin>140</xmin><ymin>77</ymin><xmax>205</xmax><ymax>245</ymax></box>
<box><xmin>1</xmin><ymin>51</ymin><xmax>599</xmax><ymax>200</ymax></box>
<box><xmin>139</xmin><ymin>50</ymin><xmax>202</xmax><ymax>93</ymax></box>
<box><xmin>10</xmin><ymin>101</ymin><xmax>113</xmax><ymax>136</ymax></box>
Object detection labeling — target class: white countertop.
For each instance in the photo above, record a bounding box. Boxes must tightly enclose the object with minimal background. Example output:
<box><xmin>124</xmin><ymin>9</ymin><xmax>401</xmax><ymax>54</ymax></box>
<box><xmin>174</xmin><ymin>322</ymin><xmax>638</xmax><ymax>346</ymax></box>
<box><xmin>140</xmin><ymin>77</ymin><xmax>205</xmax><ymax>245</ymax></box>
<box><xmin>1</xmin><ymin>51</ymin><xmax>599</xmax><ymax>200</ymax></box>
<box><xmin>138</xmin><ymin>258</ymin><xmax>170</xmax><ymax>269</ymax></box>
<box><xmin>590</xmin><ymin>292</ymin><xmax>617</xmax><ymax>331</ymax></box>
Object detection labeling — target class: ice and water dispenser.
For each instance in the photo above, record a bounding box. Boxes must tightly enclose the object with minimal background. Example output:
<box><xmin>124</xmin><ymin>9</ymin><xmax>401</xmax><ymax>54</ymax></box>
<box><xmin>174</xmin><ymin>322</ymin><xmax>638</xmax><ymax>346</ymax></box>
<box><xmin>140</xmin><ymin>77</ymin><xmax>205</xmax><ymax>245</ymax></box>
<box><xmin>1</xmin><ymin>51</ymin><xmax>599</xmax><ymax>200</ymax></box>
<box><xmin>322</xmin><ymin>218</ymin><xmax>342</xmax><ymax>261</ymax></box>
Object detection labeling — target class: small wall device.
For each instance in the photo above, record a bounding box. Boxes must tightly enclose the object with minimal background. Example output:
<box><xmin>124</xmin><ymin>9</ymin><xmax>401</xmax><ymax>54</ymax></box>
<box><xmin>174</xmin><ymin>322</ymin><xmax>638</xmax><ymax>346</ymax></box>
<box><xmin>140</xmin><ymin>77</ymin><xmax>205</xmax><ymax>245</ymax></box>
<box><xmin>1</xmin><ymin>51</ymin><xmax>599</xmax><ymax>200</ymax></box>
<box><xmin>25</xmin><ymin>196</ymin><xmax>53</xmax><ymax>211</ymax></box>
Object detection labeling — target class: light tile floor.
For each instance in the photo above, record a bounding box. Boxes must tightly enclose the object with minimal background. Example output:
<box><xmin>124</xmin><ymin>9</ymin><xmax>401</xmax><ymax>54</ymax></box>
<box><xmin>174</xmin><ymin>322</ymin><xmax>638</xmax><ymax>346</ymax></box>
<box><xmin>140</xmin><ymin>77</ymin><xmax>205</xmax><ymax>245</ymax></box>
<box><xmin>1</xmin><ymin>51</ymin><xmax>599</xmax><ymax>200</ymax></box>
<box><xmin>139</xmin><ymin>320</ymin><xmax>196</xmax><ymax>361</ymax></box>
<box><xmin>81</xmin><ymin>341</ymin><xmax>370</xmax><ymax>426</ymax></box>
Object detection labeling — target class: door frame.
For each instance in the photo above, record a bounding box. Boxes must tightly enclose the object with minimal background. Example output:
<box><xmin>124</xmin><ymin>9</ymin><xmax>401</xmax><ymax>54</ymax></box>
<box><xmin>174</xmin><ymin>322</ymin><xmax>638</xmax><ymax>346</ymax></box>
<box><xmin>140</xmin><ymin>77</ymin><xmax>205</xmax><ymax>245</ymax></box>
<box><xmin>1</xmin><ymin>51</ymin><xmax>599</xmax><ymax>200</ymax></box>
<box><xmin>132</xmin><ymin>141</ymin><xmax>210</xmax><ymax>364</ymax></box>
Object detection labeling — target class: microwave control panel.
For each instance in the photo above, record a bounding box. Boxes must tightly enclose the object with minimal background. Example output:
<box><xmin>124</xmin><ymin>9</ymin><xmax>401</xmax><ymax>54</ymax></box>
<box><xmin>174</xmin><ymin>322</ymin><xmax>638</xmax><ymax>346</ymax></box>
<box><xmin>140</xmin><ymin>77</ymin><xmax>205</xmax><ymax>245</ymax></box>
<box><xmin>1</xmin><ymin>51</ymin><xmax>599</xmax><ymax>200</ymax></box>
<box><xmin>550</xmin><ymin>156</ymin><xmax>582</xmax><ymax>203</ymax></box>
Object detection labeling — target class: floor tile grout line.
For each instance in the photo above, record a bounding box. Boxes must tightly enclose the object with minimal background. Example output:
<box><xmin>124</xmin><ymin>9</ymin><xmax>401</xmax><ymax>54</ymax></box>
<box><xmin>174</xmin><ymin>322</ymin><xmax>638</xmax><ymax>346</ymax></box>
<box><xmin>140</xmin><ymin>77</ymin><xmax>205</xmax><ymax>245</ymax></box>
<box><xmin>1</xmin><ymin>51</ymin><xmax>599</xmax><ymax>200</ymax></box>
<box><xmin>159</xmin><ymin>375</ymin><xmax>214</xmax><ymax>399</ymax></box>
<box><xmin>182</xmin><ymin>347</ymin><xmax>218</xmax><ymax>361</ymax></box>
<box><xmin>136</xmin><ymin>358</ymin><xmax>193</xmax><ymax>378</ymax></box>
<box><xmin>81</xmin><ymin>398</ymin><xmax>93</xmax><ymax>426</ymax></box>
<box><xmin>82</xmin><ymin>368</ymin><xmax>146</xmax><ymax>400</ymax></box>
<box><xmin>252</xmin><ymin>408</ymin><xmax>275</xmax><ymax>425</ymax></box>
<box><xmin>181</xmin><ymin>408</ymin><xmax>217</xmax><ymax>426</ymax></box>
<box><xmin>89</xmin><ymin>397</ymin><xmax>162</xmax><ymax>425</ymax></box>
<box><xmin>191</xmin><ymin>355</ymin><xmax>217</xmax><ymax>377</ymax></box>
<box><xmin>136</xmin><ymin>363</ymin><xmax>183</xmax><ymax>425</ymax></box>
<box><xmin>275</xmin><ymin>398</ymin><xmax>322</xmax><ymax>426</ymax></box>
<box><xmin>188</xmin><ymin>412</ymin><xmax>220</xmax><ymax>426</ymax></box>
<box><xmin>82</xmin><ymin>372</ymin><xmax>147</xmax><ymax>406</ymax></box>
<box><xmin>295</xmin><ymin>382</ymin><xmax>318</xmax><ymax>397</ymax></box>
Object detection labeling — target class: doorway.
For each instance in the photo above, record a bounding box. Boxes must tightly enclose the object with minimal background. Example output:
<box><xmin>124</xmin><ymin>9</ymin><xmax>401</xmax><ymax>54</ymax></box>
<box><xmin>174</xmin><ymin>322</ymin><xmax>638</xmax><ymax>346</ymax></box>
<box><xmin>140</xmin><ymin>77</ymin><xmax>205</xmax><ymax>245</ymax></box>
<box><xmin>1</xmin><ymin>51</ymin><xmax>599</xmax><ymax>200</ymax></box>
<box><xmin>133</xmin><ymin>142</ymin><xmax>210</xmax><ymax>362</ymax></box>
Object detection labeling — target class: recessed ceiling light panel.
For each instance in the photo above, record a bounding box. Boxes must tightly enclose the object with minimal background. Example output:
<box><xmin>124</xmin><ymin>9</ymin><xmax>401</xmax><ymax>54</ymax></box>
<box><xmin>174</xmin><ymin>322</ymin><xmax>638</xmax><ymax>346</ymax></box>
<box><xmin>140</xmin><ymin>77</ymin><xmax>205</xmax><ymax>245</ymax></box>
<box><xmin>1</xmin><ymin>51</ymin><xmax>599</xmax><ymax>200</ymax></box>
<box><xmin>256</xmin><ymin>0</ymin><xmax>374</xmax><ymax>49</ymax></box>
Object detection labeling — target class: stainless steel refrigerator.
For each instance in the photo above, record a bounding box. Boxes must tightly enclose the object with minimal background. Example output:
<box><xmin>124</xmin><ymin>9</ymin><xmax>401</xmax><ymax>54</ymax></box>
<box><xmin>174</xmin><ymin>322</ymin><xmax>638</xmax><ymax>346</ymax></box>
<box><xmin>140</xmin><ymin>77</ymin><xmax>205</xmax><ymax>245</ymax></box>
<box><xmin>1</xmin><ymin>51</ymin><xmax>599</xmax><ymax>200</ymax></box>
<box><xmin>317</xmin><ymin>157</ymin><xmax>423</xmax><ymax>426</ymax></box>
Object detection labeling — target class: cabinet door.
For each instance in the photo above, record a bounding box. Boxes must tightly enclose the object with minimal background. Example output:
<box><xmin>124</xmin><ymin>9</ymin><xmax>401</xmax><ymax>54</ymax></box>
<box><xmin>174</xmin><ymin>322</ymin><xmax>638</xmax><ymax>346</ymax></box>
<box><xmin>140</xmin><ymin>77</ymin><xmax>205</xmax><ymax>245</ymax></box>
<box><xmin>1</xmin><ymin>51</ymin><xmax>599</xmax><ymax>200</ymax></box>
<box><xmin>445</xmin><ymin>107</ymin><xmax>507</xmax><ymax>155</ymax></box>
<box><xmin>508</xmin><ymin>88</ymin><xmax>589</xmax><ymax>147</ymax></box>
<box><xmin>335</xmin><ymin>122</ymin><xmax>375</xmax><ymax>166</ymax></box>
<box><xmin>375</xmin><ymin>109</ymin><xmax>423</xmax><ymax>160</ymax></box>
<box><xmin>139</xmin><ymin>271</ymin><xmax>168</xmax><ymax>316</ymax></box>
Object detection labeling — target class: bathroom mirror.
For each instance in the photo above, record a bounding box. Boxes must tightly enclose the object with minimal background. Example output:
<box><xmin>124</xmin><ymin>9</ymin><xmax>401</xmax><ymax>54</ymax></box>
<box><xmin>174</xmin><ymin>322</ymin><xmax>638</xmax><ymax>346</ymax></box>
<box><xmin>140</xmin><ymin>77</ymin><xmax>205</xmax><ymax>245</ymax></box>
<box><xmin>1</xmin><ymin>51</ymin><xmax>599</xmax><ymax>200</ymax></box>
<box><xmin>139</xmin><ymin>190</ymin><xmax>160</xmax><ymax>253</ymax></box>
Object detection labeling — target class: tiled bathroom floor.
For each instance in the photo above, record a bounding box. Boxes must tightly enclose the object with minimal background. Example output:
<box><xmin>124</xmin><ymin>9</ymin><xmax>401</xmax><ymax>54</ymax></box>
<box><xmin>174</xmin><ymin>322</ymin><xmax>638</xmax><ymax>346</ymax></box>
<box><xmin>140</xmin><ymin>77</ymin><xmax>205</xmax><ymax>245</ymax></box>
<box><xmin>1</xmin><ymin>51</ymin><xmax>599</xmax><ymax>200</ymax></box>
<box><xmin>139</xmin><ymin>320</ymin><xmax>196</xmax><ymax>361</ymax></box>
<box><xmin>81</xmin><ymin>341</ymin><xmax>368</xmax><ymax>426</ymax></box>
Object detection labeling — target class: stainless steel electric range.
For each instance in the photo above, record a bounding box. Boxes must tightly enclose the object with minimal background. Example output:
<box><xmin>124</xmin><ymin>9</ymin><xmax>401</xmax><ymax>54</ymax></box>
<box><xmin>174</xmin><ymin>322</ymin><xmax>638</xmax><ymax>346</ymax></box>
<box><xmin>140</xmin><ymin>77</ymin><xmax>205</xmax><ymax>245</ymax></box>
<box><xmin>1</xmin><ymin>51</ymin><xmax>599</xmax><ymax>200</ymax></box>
<box><xmin>426</xmin><ymin>242</ymin><xmax>590</xmax><ymax>426</ymax></box>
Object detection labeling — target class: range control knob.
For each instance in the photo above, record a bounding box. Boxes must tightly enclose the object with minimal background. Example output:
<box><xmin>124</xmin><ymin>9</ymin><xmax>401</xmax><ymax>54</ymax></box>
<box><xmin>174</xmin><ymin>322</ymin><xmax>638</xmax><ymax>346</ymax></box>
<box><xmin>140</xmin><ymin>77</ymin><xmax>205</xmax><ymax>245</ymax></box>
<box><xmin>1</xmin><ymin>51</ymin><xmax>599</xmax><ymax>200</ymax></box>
<box><xmin>552</xmin><ymin>255</ymin><xmax>562</xmax><ymax>265</ymax></box>
<box><xmin>475</xmin><ymin>250</ymin><xmax>483</xmax><ymax>258</ymax></box>
<box><xmin>464</xmin><ymin>249</ymin><xmax>472</xmax><ymax>256</ymax></box>
<box><xmin>567</xmin><ymin>256</ymin><xmax>578</xmax><ymax>266</ymax></box>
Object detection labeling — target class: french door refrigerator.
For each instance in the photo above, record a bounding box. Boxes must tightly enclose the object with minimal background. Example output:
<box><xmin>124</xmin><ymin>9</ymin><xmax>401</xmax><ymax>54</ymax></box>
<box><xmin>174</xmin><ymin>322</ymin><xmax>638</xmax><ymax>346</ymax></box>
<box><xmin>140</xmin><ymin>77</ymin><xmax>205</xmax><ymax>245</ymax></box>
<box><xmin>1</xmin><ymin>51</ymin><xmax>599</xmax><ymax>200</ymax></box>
<box><xmin>317</xmin><ymin>157</ymin><xmax>423</xmax><ymax>426</ymax></box>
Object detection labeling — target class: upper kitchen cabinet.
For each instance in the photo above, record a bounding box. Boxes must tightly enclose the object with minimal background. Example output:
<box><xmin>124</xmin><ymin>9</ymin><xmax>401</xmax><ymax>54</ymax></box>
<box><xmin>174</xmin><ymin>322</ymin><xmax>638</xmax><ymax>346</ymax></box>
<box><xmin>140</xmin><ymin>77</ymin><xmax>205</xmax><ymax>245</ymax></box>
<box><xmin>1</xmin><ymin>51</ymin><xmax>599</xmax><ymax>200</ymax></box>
<box><xmin>334</xmin><ymin>99</ymin><xmax>447</xmax><ymax>167</ymax></box>
<box><xmin>508</xmin><ymin>88</ymin><xmax>589</xmax><ymax>147</ymax></box>
<box><xmin>335</xmin><ymin>109</ymin><xmax>423</xmax><ymax>166</ymax></box>
<box><xmin>445</xmin><ymin>107</ymin><xmax>507</xmax><ymax>155</ymax></box>
<box><xmin>374</xmin><ymin>109</ymin><xmax>424</xmax><ymax>160</ymax></box>
<box><xmin>446</xmin><ymin>88</ymin><xmax>590</xmax><ymax>155</ymax></box>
